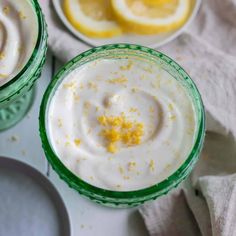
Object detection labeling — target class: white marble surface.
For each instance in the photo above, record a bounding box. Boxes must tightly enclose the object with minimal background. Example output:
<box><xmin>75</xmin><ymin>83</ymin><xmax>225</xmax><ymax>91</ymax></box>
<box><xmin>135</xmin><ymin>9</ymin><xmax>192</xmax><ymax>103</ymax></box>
<box><xmin>0</xmin><ymin>52</ymin><xmax>149</xmax><ymax>236</ymax></box>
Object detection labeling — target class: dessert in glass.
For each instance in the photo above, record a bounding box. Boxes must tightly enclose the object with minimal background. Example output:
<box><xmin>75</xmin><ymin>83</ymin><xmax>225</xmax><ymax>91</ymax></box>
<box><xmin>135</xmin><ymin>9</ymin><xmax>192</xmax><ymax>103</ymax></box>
<box><xmin>40</xmin><ymin>44</ymin><xmax>205</xmax><ymax>207</ymax></box>
<box><xmin>0</xmin><ymin>0</ymin><xmax>47</xmax><ymax>130</ymax></box>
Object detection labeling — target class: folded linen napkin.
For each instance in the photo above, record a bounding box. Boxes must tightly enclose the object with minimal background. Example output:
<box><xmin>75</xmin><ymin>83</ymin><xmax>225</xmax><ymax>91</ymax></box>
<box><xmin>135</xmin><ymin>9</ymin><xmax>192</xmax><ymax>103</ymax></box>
<box><xmin>39</xmin><ymin>0</ymin><xmax>236</xmax><ymax>235</ymax></box>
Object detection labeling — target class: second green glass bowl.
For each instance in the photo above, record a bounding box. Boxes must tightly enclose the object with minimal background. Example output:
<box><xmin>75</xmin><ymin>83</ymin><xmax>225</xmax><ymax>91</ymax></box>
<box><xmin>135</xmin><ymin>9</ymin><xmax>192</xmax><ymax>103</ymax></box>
<box><xmin>39</xmin><ymin>44</ymin><xmax>205</xmax><ymax>208</ymax></box>
<box><xmin>0</xmin><ymin>0</ymin><xmax>47</xmax><ymax>131</ymax></box>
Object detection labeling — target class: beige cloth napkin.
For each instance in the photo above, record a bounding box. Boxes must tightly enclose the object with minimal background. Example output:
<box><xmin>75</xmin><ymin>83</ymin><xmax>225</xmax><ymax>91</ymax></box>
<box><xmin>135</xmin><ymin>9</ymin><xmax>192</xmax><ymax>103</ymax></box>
<box><xmin>39</xmin><ymin>0</ymin><xmax>236</xmax><ymax>235</ymax></box>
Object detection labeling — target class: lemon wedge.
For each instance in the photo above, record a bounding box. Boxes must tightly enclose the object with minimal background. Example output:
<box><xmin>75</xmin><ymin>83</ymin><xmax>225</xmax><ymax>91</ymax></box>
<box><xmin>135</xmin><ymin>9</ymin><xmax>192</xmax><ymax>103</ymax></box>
<box><xmin>63</xmin><ymin>0</ymin><xmax>122</xmax><ymax>38</ymax></box>
<box><xmin>111</xmin><ymin>0</ymin><xmax>191</xmax><ymax>34</ymax></box>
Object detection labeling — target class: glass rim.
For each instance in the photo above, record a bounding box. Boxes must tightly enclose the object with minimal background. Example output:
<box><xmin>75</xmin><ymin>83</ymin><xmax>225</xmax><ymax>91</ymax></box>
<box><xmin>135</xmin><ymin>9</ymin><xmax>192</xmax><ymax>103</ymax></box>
<box><xmin>39</xmin><ymin>44</ymin><xmax>205</xmax><ymax>201</ymax></box>
<box><xmin>0</xmin><ymin>0</ymin><xmax>46</xmax><ymax>91</ymax></box>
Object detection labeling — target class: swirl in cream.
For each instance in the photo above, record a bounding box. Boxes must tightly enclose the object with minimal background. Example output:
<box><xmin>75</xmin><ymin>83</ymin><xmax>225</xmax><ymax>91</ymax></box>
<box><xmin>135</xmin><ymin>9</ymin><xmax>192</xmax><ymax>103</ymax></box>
<box><xmin>0</xmin><ymin>0</ymin><xmax>38</xmax><ymax>86</ymax></box>
<box><xmin>48</xmin><ymin>57</ymin><xmax>197</xmax><ymax>191</ymax></box>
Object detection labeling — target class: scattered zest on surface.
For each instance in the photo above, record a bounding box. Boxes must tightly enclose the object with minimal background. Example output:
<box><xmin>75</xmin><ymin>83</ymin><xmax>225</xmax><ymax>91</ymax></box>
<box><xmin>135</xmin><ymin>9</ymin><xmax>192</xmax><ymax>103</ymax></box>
<box><xmin>97</xmin><ymin>115</ymin><xmax>144</xmax><ymax>153</ymax></box>
<box><xmin>107</xmin><ymin>76</ymin><xmax>128</xmax><ymax>84</ymax></box>
<box><xmin>74</xmin><ymin>138</ymin><xmax>81</xmax><ymax>147</ymax></box>
<box><xmin>149</xmin><ymin>159</ymin><xmax>155</xmax><ymax>171</ymax></box>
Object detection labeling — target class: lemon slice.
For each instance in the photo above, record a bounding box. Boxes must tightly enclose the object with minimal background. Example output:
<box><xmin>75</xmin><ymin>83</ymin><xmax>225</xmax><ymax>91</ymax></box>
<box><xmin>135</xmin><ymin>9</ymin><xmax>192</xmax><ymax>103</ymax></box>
<box><xmin>143</xmin><ymin>0</ymin><xmax>174</xmax><ymax>6</ymax></box>
<box><xmin>63</xmin><ymin>0</ymin><xmax>122</xmax><ymax>38</ymax></box>
<box><xmin>111</xmin><ymin>0</ymin><xmax>191</xmax><ymax>34</ymax></box>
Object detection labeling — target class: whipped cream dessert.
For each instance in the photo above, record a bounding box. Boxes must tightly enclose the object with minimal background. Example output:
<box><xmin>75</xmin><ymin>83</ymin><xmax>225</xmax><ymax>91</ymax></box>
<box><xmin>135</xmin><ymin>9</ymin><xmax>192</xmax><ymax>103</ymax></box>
<box><xmin>0</xmin><ymin>0</ymin><xmax>38</xmax><ymax>87</ymax></box>
<box><xmin>48</xmin><ymin>57</ymin><xmax>197</xmax><ymax>191</ymax></box>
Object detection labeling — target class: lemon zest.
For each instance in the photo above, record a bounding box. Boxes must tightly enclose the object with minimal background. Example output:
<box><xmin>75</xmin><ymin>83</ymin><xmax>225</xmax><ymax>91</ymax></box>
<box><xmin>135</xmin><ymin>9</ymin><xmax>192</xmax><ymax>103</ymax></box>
<box><xmin>108</xmin><ymin>76</ymin><xmax>128</xmax><ymax>84</ymax></box>
<box><xmin>149</xmin><ymin>159</ymin><xmax>155</xmax><ymax>171</ymax></box>
<box><xmin>97</xmin><ymin>115</ymin><xmax>144</xmax><ymax>153</ymax></box>
<box><xmin>120</xmin><ymin>60</ymin><xmax>133</xmax><ymax>71</ymax></box>
<box><xmin>74</xmin><ymin>138</ymin><xmax>81</xmax><ymax>147</ymax></box>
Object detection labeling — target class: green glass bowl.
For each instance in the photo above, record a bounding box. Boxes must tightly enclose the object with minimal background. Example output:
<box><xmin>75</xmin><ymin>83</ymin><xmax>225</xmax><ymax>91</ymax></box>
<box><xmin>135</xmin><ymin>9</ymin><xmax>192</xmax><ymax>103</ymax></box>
<box><xmin>39</xmin><ymin>44</ymin><xmax>205</xmax><ymax>208</ymax></box>
<box><xmin>0</xmin><ymin>0</ymin><xmax>48</xmax><ymax>131</ymax></box>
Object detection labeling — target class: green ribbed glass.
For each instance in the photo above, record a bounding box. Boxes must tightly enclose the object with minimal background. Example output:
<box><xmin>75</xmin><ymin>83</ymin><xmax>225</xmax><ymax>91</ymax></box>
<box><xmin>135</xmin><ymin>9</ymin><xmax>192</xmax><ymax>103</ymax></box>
<box><xmin>0</xmin><ymin>0</ymin><xmax>48</xmax><ymax>131</ymax></box>
<box><xmin>39</xmin><ymin>44</ymin><xmax>205</xmax><ymax>208</ymax></box>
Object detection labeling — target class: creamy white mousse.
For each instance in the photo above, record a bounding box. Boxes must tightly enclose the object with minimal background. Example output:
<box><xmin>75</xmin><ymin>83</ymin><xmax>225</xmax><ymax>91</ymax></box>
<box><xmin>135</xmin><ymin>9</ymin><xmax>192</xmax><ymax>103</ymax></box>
<box><xmin>0</xmin><ymin>0</ymin><xmax>38</xmax><ymax>86</ymax></box>
<box><xmin>48</xmin><ymin>58</ymin><xmax>197</xmax><ymax>191</ymax></box>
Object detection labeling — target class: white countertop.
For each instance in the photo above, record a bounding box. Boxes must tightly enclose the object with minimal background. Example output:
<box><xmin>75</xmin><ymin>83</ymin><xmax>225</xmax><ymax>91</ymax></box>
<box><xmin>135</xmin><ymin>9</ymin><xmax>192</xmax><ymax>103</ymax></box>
<box><xmin>0</xmin><ymin>51</ymin><xmax>149</xmax><ymax>236</ymax></box>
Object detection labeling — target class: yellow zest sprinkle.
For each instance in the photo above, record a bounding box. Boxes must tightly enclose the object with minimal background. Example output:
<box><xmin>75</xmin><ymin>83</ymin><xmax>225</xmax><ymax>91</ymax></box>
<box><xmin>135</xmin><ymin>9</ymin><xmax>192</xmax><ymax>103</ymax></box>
<box><xmin>87</xmin><ymin>81</ymin><xmax>98</xmax><ymax>90</ymax></box>
<box><xmin>99</xmin><ymin>116</ymin><xmax>123</xmax><ymax>127</ymax></box>
<box><xmin>124</xmin><ymin>130</ymin><xmax>143</xmax><ymax>144</ymax></box>
<box><xmin>116</xmin><ymin>184</ymin><xmax>121</xmax><ymax>188</ymax></box>
<box><xmin>95</xmin><ymin>106</ymin><xmax>100</xmax><ymax>112</ymax></box>
<box><xmin>111</xmin><ymin>118</ymin><xmax>120</xmax><ymax>128</ymax></box>
<box><xmin>97</xmin><ymin>115</ymin><xmax>144</xmax><ymax>153</ymax></box>
<box><xmin>89</xmin><ymin>176</ymin><xmax>94</xmax><ymax>181</ymax></box>
<box><xmin>149</xmin><ymin>159</ymin><xmax>155</xmax><ymax>171</ymax></box>
<box><xmin>107</xmin><ymin>143</ymin><xmax>117</xmax><ymax>153</ymax></box>
<box><xmin>3</xmin><ymin>6</ymin><xmax>10</xmax><ymax>15</ymax></box>
<box><xmin>137</xmin><ymin>123</ymin><xmax>144</xmax><ymax>129</ymax></box>
<box><xmin>101</xmin><ymin>128</ymin><xmax>121</xmax><ymax>142</ymax></box>
<box><xmin>63</xmin><ymin>82</ymin><xmax>76</xmax><ymax>89</ymax></box>
<box><xmin>108</xmin><ymin>76</ymin><xmax>128</xmax><ymax>84</ymax></box>
<box><xmin>120</xmin><ymin>60</ymin><xmax>133</xmax><ymax>71</ymax></box>
<box><xmin>128</xmin><ymin>162</ymin><xmax>136</xmax><ymax>171</ymax></box>
<box><xmin>74</xmin><ymin>139</ymin><xmax>81</xmax><ymax>147</ymax></box>
<box><xmin>19</xmin><ymin>11</ymin><xmax>26</xmax><ymax>19</ymax></box>
<box><xmin>121</xmin><ymin>120</ymin><xmax>133</xmax><ymax>129</ymax></box>
<box><xmin>97</xmin><ymin>116</ymin><xmax>107</xmax><ymax>126</ymax></box>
